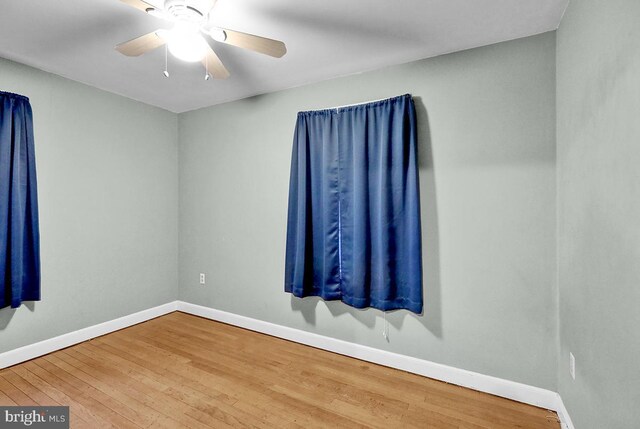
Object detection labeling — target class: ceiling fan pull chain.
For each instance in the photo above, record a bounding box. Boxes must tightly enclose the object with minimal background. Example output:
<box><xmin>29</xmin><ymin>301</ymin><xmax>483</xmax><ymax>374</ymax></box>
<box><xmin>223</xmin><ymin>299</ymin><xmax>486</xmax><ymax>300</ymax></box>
<box><xmin>163</xmin><ymin>44</ymin><xmax>170</xmax><ymax>78</ymax></box>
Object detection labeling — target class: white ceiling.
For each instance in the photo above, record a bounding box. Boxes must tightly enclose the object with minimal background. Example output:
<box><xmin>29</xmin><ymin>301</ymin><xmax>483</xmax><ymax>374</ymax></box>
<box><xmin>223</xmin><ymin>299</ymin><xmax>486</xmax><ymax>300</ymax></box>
<box><xmin>0</xmin><ymin>0</ymin><xmax>567</xmax><ymax>113</ymax></box>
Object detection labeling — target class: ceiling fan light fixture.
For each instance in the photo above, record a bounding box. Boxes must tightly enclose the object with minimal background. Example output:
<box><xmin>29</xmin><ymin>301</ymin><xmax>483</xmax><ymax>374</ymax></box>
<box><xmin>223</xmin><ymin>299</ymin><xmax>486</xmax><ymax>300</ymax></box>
<box><xmin>166</xmin><ymin>23</ymin><xmax>208</xmax><ymax>62</ymax></box>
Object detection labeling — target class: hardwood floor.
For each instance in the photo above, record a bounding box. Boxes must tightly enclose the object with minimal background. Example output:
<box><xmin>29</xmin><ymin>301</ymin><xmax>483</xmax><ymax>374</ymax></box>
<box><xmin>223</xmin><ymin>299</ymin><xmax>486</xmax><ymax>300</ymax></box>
<box><xmin>0</xmin><ymin>312</ymin><xmax>560</xmax><ymax>428</ymax></box>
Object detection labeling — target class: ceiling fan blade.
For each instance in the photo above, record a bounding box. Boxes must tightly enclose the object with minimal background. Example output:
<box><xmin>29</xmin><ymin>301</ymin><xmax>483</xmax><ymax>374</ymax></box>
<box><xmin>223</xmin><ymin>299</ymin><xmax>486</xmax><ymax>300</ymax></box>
<box><xmin>116</xmin><ymin>31</ymin><xmax>166</xmax><ymax>56</ymax></box>
<box><xmin>202</xmin><ymin>43</ymin><xmax>230</xmax><ymax>79</ymax></box>
<box><xmin>119</xmin><ymin>0</ymin><xmax>156</xmax><ymax>13</ymax></box>
<box><xmin>219</xmin><ymin>29</ymin><xmax>287</xmax><ymax>58</ymax></box>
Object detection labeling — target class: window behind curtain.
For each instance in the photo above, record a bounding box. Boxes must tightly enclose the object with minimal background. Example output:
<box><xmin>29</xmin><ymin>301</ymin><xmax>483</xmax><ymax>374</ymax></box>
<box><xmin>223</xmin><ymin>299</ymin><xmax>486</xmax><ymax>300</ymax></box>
<box><xmin>285</xmin><ymin>94</ymin><xmax>422</xmax><ymax>314</ymax></box>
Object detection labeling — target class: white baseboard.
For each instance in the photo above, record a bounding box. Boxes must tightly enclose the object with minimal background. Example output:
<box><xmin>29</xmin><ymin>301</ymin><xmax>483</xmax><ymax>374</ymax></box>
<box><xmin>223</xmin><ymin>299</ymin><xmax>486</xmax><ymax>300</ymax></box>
<box><xmin>0</xmin><ymin>299</ymin><xmax>575</xmax><ymax>428</ymax></box>
<box><xmin>555</xmin><ymin>394</ymin><xmax>576</xmax><ymax>429</ymax></box>
<box><xmin>176</xmin><ymin>301</ymin><xmax>564</xmax><ymax>413</ymax></box>
<box><xmin>0</xmin><ymin>301</ymin><xmax>178</xmax><ymax>369</ymax></box>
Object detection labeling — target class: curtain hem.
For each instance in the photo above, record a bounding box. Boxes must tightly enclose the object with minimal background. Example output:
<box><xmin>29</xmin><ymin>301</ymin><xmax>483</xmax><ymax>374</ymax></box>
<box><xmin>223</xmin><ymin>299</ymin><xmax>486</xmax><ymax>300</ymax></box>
<box><xmin>288</xmin><ymin>287</ymin><xmax>342</xmax><ymax>302</ymax></box>
<box><xmin>2</xmin><ymin>297</ymin><xmax>41</xmax><ymax>310</ymax></box>
<box><xmin>285</xmin><ymin>289</ymin><xmax>422</xmax><ymax>314</ymax></box>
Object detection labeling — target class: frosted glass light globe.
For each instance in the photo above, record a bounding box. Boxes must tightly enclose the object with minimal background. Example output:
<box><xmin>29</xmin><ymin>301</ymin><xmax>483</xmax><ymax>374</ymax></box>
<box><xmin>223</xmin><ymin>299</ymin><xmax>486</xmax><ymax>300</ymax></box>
<box><xmin>167</xmin><ymin>24</ymin><xmax>207</xmax><ymax>62</ymax></box>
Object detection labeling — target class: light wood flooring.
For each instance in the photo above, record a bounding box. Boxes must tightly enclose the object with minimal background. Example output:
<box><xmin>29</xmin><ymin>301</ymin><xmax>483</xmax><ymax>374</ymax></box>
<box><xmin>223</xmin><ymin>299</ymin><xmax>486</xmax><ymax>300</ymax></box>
<box><xmin>0</xmin><ymin>312</ymin><xmax>560</xmax><ymax>428</ymax></box>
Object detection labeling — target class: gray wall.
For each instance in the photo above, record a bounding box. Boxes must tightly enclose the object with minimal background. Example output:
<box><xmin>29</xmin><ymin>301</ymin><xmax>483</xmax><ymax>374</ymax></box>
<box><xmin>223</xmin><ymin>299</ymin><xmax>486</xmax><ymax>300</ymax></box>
<box><xmin>179</xmin><ymin>33</ymin><xmax>558</xmax><ymax>390</ymax></box>
<box><xmin>557</xmin><ymin>0</ymin><xmax>640</xmax><ymax>427</ymax></box>
<box><xmin>0</xmin><ymin>58</ymin><xmax>179</xmax><ymax>353</ymax></box>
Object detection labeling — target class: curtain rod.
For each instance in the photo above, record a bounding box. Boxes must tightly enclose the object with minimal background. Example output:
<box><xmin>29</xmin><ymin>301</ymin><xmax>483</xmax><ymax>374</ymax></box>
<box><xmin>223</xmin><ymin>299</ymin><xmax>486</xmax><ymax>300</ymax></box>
<box><xmin>324</xmin><ymin>95</ymin><xmax>406</xmax><ymax>110</ymax></box>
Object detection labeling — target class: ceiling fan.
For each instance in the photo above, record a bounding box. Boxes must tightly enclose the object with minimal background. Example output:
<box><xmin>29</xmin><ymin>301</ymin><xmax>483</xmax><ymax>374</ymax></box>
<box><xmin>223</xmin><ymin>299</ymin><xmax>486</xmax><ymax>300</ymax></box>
<box><xmin>115</xmin><ymin>0</ymin><xmax>287</xmax><ymax>79</ymax></box>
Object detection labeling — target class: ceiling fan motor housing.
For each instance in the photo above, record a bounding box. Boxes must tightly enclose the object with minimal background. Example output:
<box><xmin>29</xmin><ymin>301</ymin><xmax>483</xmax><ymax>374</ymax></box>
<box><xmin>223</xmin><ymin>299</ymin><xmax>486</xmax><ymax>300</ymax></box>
<box><xmin>163</xmin><ymin>0</ymin><xmax>215</xmax><ymax>23</ymax></box>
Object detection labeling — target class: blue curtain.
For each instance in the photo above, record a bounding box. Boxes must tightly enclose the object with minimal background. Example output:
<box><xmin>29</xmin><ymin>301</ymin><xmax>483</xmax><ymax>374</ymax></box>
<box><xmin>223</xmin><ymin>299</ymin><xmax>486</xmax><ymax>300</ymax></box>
<box><xmin>0</xmin><ymin>91</ymin><xmax>40</xmax><ymax>309</ymax></box>
<box><xmin>285</xmin><ymin>94</ymin><xmax>422</xmax><ymax>313</ymax></box>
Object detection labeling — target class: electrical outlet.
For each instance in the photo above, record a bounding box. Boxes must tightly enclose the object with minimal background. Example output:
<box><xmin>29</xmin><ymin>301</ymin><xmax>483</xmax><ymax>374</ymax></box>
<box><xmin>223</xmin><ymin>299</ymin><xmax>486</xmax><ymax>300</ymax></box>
<box><xmin>569</xmin><ymin>352</ymin><xmax>576</xmax><ymax>380</ymax></box>
<box><xmin>199</xmin><ymin>273</ymin><xmax>206</xmax><ymax>285</ymax></box>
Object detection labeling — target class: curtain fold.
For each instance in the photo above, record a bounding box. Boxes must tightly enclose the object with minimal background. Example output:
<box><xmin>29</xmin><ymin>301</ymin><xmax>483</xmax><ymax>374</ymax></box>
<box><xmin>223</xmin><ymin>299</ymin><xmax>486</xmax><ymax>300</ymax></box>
<box><xmin>0</xmin><ymin>91</ymin><xmax>40</xmax><ymax>309</ymax></box>
<box><xmin>285</xmin><ymin>94</ymin><xmax>422</xmax><ymax>313</ymax></box>
<box><xmin>285</xmin><ymin>110</ymin><xmax>342</xmax><ymax>300</ymax></box>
